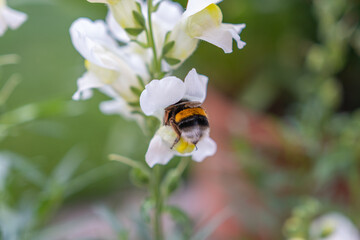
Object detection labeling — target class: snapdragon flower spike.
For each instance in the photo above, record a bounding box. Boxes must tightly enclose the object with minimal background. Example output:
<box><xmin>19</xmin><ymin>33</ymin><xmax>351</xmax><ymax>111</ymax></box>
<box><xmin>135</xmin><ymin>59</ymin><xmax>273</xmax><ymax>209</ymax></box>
<box><xmin>310</xmin><ymin>213</ymin><xmax>360</xmax><ymax>240</ymax></box>
<box><xmin>164</xmin><ymin>0</ymin><xmax>246</xmax><ymax>63</ymax></box>
<box><xmin>0</xmin><ymin>0</ymin><xmax>27</xmax><ymax>36</ymax></box>
<box><xmin>70</xmin><ymin>18</ymin><xmax>147</xmax><ymax>121</ymax></box>
<box><xmin>140</xmin><ymin>68</ymin><xmax>217</xmax><ymax>167</ymax></box>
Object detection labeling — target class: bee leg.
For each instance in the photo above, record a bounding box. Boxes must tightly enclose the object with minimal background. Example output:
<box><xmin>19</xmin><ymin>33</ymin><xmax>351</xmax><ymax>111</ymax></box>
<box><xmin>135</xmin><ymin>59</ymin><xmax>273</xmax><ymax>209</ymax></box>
<box><xmin>169</xmin><ymin>119</ymin><xmax>181</xmax><ymax>149</ymax></box>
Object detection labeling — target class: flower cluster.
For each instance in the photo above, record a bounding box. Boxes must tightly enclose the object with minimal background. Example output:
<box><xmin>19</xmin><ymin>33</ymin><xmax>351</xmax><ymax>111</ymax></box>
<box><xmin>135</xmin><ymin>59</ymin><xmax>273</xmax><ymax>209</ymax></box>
<box><xmin>70</xmin><ymin>0</ymin><xmax>246</xmax><ymax>167</ymax></box>
<box><xmin>0</xmin><ymin>0</ymin><xmax>27</xmax><ymax>36</ymax></box>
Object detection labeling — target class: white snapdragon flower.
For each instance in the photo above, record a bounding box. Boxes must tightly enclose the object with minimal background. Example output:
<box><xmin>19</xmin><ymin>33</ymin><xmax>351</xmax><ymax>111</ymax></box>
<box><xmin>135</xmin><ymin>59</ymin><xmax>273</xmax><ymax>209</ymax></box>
<box><xmin>0</xmin><ymin>0</ymin><xmax>27</xmax><ymax>36</ymax></box>
<box><xmin>87</xmin><ymin>0</ymin><xmax>141</xmax><ymax>32</ymax></box>
<box><xmin>70</xmin><ymin>18</ymin><xmax>147</xmax><ymax>121</ymax></box>
<box><xmin>140</xmin><ymin>68</ymin><xmax>217</xmax><ymax>167</ymax></box>
<box><xmin>106</xmin><ymin>0</ymin><xmax>183</xmax><ymax>64</ymax></box>
<box><xmin>164</xmin><ymin>0</ymin><xmax>246</xmax><ymax>62</ymax></box>
<box><xmin>310</xmin><ymin>213</ymin><xmax>360</xmax><ymax>240</ymax></box>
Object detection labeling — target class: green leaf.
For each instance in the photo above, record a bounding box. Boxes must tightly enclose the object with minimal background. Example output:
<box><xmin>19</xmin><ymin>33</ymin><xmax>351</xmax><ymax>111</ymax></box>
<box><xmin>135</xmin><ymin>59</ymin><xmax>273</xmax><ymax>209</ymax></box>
<box><xmin>164</xmin><ymin>31</ymin><xmax>171</xmax><ymax>43</ymax></box>
<box><xmin>66</xmin><ymin>164</ymin><xmax>119</xmax><ymax>197</ymax></box>
<box><xmin>124</xmin><ymin>28</ymin><xmax>144</xmax><ymax>36</ymax></box>
<box><xmin>152</xmin><ymin>1</ymin><xmax>162</xmax><ymax>12</ymax></box>
<box><xmin>164</xmin><ymin>57</ymin><xmax>181</xmax><ymax>66</ymax></box>
<box><xmin>130</xmin><ymin>86</ymin><xmax>143</xmax><ymax>97</ymax></box>
<box><xmin>127</xmin><ymin>101</ymin><xmax>141</xmax><ymax>107</ymax></box>
<box><xmin>4</xmin><ymin>151</ymin><xmax>46</xmax><ymax>187</ymax></box>
<box><xmin>51</xmin><ymin>146</ymin><xmax>86</xmax><ymax>185</ymax></box>
<box><xmin>132</xmin><ymin>11</ymin><xmax>146</xmax><ymax>28</ymax></box>
<box><xmin>162</xmin><ymin>41</ymin><xmax>175</xmax><ymax>56</ymax></box>
<box><xmin>164</xmin><ymin>205</ymin><xmax>193</xmax><ymax>238</ymax></box>
<box><xmin>135</xmin><ymin>2</ymin><xmax>142</xmax><ymax>12</ymax></box>
<box><xmin>94</xmin><ymin>205</ymin><xmax>129</xmax><ymax>240</ymax></box>
<box><xmin>137</xmin><ymin>75</ymin><xmax>146</xmax><ymax>89</ymax></box>
<box><xmin>131</xmin><ymin>39</ymin><xmax>148</xmax><ymax>48</ymax></box>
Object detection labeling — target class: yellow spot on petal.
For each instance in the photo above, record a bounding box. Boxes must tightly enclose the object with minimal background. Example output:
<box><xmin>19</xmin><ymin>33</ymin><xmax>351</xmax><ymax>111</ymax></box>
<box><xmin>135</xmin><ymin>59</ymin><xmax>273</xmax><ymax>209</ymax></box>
<box><xmin>84</xmin><ymin>60</ymin><xmax>90</xmax><ymax>70</ymax></box>
<box><xmin>174</xmin><ymin>138</ymin><xmax>195</xmax><ymax>154</ymax></box>
<box><xmin>186</xmin><ymin>4</ymin><xmax>223</xmax><ymax>38</ymax></box>
<box><xmin>107</xmin><ymin>0</ymin><xmax>120</xmax><ymax>5</ymax></box>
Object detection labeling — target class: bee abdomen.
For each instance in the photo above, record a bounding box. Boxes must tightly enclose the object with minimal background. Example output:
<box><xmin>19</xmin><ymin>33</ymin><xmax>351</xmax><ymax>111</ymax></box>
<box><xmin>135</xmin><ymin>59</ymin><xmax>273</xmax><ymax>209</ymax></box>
<box><xmin>177</xmin><ymin>115</ymin><xmax>209</xmax><ymax>129</ymax></box>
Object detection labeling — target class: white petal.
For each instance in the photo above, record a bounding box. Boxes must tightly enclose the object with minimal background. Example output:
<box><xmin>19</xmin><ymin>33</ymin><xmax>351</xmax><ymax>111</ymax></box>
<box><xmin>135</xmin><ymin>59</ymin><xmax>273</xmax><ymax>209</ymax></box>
<box><xmin>72</xmin><ymin>71</ymin><xmax>104</xmax><ymax>100</ymax></box>
<box><xmin>69</xmin><ymin>18</ymin><xmax>121</xmax><ymax>70</ymax></box>
<box><xmin>140</xmin><ymin>77</ymin><xmax>186</xmax><ymax>118</ymax></box>
<box><xmin>192</xmin><ymin>137</ymin><xmax>217</xmax><ymax>162</ymax></box>
<box><xmin>310</xmin><ymin>213</ymin><xmax>360</xmax><ymax>240</ymax></box>
<box><xmin>146</xmin><ymin>134</ymin><xmax>175</xmax><ymax>167</ymax></box>
<box><xmin>154</xmin><ymin>1</ymin><xmax>184</xmax><ymax>31</ymax></box>
<box><xmin>197</xmin><ymin>23</ymin><xmax>246</xmax><ymax>53</ymax></box>
<box><xmin>2</xmin><ymin>6</ymin><xmax>27</xmax><ymax>29</ymax></box>
<box><xmin>106</xmin><ymin>11</ymin><xmax>130</xmax><ymax>43</ymax></box>
<box><xmin>197</xmin><ymin>27</ymin><xmax>234</xmax><ymax>53</ymax></box>
<box><xmin>183</xmin><ymin>0</ymin><xmax>222</xmax><ymax>18</ymax></box>
<box><xmin>223</xmin><ymin>23</ymin><xmax>246</xmax><ymax>50</ymax></box>
<box><xmin>183</xmin><ymin>68</ymin><xmax>208</xmax><ymax>103</ymax></box>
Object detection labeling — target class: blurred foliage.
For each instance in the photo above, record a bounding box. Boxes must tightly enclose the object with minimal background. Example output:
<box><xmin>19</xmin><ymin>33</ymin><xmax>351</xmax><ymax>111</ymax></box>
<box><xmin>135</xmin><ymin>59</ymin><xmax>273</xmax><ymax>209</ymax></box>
<box><xmin>0</xmin><ymin>0</ymin><xmax>359</xmax><ymax>239</ymax></box>
<box><xmin>230</xmin><ymin>0</ymin><xmax>360</xmax><ymax>239</ymax></box>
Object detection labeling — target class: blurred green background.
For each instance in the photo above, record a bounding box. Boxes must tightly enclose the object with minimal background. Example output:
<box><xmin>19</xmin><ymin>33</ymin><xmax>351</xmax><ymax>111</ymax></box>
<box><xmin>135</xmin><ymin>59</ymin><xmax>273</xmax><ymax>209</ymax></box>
<box><xmin>1</xmin><ymin>0</ymin><xmax>359</xmax><ymax>239</ymax></box>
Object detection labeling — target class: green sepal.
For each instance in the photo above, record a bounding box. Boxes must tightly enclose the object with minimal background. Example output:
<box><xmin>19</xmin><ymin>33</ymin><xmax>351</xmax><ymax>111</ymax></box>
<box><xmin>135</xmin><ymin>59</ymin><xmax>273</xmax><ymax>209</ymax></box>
<box><xmin>124</xmin><ymin>28</ymin><xmax>144</xmax><ymax>36</ymax></box>
<box><xmin>164</xmin><ymin>57</ymin><xmax>181</xmax><ymax>66</ymax></box>
<box><xmin>132</xmin><ymin>10</ymin><xmax>146</xmax><ymax>28</ymax></box>
<box><xmin>162</xmin><ymin>41</ymin><xmax>175</xmax><ymax>56</ymax></box>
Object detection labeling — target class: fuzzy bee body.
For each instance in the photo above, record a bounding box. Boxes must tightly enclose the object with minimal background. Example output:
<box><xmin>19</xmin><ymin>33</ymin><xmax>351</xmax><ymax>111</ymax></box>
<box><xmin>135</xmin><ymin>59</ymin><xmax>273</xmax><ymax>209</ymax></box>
<box><xmin>164</xmin><ymin>100</ymin><xmax>210</xmax><ymax>148</ymax></box>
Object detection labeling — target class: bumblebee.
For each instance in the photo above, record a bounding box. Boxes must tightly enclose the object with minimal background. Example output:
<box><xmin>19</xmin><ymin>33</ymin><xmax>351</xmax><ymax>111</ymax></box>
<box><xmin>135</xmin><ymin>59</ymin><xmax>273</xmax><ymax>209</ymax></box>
<box><xmin>164</xmin><ymin>100</ymin><xmax>210</xmax><ymax>149</ymax></box>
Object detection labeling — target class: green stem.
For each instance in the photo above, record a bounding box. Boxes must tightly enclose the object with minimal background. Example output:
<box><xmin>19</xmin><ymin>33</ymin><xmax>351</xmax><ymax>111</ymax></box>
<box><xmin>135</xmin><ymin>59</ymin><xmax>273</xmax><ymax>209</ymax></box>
<box><xmin>152</xmin><ymin>165</ymin><xmax>163</xmax><ymax>240</ymax></box>
<box><xmin>147</xmin><ymin>0</ymin><xmax>161</xmax><ymax>77</ymax></box>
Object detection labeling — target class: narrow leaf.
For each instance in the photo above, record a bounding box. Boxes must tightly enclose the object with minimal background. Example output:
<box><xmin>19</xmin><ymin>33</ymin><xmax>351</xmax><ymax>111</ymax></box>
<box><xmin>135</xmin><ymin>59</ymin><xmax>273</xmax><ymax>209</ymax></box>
<box><xmin>132</xmin><ymin>11</ymin><xmax>146</xmax><ymax>28</ymax></box>
<box><xmin>164</xmin><ymin>57</ymin><xmax>181</xmax><ymax>66</ymax></box>
<box><xmin>124</xmin><ymin>28</ymin><xmax>144</xmax><ymax>36</ymax></box>
<box><xmin>162</xmin><ymin>41</ymin><xmax>175</xmax><ymax>56</ymax></box>
<box><xmin>130</xmin><ymin>86</ymin><xmax>143</xmax><ymax>97</ymax></box>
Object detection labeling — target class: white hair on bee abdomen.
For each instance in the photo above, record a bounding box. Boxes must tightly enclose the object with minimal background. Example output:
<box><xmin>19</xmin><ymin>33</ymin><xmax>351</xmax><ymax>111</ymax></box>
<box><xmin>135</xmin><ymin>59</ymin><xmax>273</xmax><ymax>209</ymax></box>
<box><xmin>182</xmin><ymin>126</ymin><xmax>209</xmax><ymax>144</ymax></box>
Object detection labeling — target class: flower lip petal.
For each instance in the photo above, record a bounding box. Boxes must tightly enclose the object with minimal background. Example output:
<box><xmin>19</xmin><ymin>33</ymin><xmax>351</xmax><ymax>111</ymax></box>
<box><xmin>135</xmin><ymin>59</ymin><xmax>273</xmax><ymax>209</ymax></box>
<box><xmin>140</xmin><ymin>77</ymin><xmax>186</xmax><ymax>118</ymax></box>
<box><xmin>196</xmin><ymin>26</ymin><xmax>234</xmax><ymax>53</ymax></box>
<box><xmin>106</xmin><ymin>11</ymin><xmax>130</xmax><ymax>43</ymax></box>
<box><xmin>192</xmin><ymin>136</ymin><xmax>217</xmax><ymax>162</ymax></box>
<box><xmin>183</xmin><ymin>68</ymin><xmax>208</xmax><ymax>103</ymax></box>
<box><xmin>72</xmin><ymin>71</ymin><xmax>105</xmax><ymax>100</ymax></box>
<box><xmin>146</xmin><ymin>134</ymin><xmax>175</xmax><ymax>167</ymax></box>
<box><xmin>69</xmin><ymin>18</ymin><xmax>121</xmax><ymax>70</ymax></box>
<box><xmin>183</xmin><ymin>0</ymin><xmax>222</xmax><ymax>18</ymax></box>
